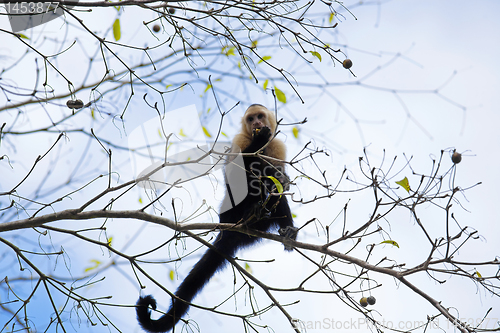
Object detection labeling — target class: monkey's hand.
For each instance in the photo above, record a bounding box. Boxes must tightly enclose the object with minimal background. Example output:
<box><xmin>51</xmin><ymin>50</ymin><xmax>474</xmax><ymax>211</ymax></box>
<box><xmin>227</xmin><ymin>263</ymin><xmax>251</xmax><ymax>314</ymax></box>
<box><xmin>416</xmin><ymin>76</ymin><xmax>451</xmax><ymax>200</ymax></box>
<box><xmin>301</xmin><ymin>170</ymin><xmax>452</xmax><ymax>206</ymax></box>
<box><xmin>252</xmin><ymin>126</ymin><xmax>272</xmax><ymax>145</ymax></box>
<box><xmin>279</xmin><ymin>226</ymin><xmax>298</xmax><ymax>251</ymax></box>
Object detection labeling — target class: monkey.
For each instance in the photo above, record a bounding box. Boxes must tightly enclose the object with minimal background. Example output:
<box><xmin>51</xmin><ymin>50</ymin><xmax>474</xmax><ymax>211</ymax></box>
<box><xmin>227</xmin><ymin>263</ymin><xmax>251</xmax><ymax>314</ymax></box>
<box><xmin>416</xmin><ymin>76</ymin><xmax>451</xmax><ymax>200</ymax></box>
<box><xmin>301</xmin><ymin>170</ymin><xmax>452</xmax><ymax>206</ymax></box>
<box><xmin>136</xmin><ymin>104</ymin><xmax>298</xmax><ymax>332</ymax></box>
<box><xmin>229</xmin><ymin>104</ymin><xmax>290</xmax><ymax>191</ymax></box>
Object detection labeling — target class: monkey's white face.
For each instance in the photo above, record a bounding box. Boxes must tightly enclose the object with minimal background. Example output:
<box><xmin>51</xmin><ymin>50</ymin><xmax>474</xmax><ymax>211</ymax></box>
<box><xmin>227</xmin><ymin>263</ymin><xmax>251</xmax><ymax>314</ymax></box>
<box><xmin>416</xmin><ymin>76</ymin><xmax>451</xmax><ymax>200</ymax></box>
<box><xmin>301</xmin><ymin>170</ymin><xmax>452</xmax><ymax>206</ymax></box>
<box><xmin>242</xmin><ymin>105</ymin><xmax>277</xmax><ymax>138</ymax></box>
<box><xmin>246</xmin><ymin>111</ymin><xmax>268</xmax><ymax>131</ymax></box>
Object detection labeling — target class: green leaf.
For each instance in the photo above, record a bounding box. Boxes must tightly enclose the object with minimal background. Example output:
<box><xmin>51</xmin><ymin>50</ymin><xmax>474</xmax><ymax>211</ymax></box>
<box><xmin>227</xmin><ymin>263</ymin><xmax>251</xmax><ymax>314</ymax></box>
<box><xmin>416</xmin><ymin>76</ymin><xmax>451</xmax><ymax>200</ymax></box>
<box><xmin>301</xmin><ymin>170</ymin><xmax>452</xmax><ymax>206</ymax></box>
<box><xmin>309</xmin><ymin>51</ymin><xmax>322</xmax><ymax>62</ymax></box>
<box><xmin>380</xmin><ymin>240</ymin><xmax>400</xmax><ymax>248</ymax></box>
<box><xmin>91</xmin><ymin>108</ymin><xmax>95</xmax><ymax>119</ymax></box>
<box><xmin>169</xmin><ymin>269</ymin><xmax>175</xmax><ymax>281</ymax></box>
<box><xmin>18</xmin><ymin>33</ymin><xmax>29</xmax><ymax>39</ymax></box>
<box><xmin>84</xmin><ymin>259</ymin><xmax>102</xmax><ymax>272</ymax></box>
<box><xmin>204</xmin><ymin>83</ymin><xmax>212</xmax><ymax>93</ymax></box>
<box><xmin>263</xmin><ymin>79</ymin><xmax>269</xmax><ymax>90</ymax></box>
<box><xmin>107</xmin><ymin>237</ymin><xmax>113</xmax><ymax>246</ymax></box>
<box><xmin>251</xmin><ymin>40</ymin><xmax>258</xmax><ymax>49</ymax></box>
<box><xmin>245</xmin><ymin>263</ymin><xmax>252</xmax><ymax>273</ymax></box>
<box><xmin>258</xmin><ymin>56</ymin><xmax>272</xmax><ymax>64</ymax></box>
<box><xmin>474</xmin><ymin>270</ymin><xmax>482</xmax><ymax>279</ymax></box>
<box><xmin>292</xmin><ymin>126</ymin><xmax>299</xmax><ymax>138</ymax></box>
<box><xmin>266</xmin><ymin>176</ymin><xmax>283</xmax><ymax>194</ymax></box>
<box><xmin>329</xmin><ymin>12</ymin><xmax>335</xmax><ymax>24</ymax></box>
<box><xmin>113</xmin><ymin>19</ymin><xmax>121</xmax><ymax>41</ymax></box>
<box><xmin>138</xmin><ymin>197</ymin><xmax>143</xmax><ymax>204</ymax></box>
<box><xmin>222</xmin><ymin>46</ymin><xmax>235</xmax><ymax>56</ymax></box>
<box><xmin>396</xmin><ymin>177</ymin><xmax>410</xmax><ymax>193</ymax></box>
<box><xmin>274</xmin><ymin>86</ymin><xmax>287</xmax><ymax>104</ymax></box>
<box><xmin>202</xmin><ymin>126</ymin><xmax>212</xmax><ymax>138</ymax></box>
<box><xmin>166</xmin><ymin>84</ymin><xmax>173</xmax><ymax>89</ymax></box>
<box><xmin>179</xmin><ymin>128</ymin><xmax>187</xmax><ymax>137</ymax></box>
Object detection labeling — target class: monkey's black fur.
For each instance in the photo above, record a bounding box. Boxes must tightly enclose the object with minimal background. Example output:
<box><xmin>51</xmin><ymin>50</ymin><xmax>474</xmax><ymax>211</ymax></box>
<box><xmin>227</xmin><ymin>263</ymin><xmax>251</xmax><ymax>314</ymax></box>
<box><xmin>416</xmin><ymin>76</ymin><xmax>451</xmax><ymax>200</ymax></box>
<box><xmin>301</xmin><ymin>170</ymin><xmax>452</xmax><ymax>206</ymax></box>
<box><xmin>136</xmin><ymin>126</ymin><xmax>297</xmax><ymax>332</ymax></box>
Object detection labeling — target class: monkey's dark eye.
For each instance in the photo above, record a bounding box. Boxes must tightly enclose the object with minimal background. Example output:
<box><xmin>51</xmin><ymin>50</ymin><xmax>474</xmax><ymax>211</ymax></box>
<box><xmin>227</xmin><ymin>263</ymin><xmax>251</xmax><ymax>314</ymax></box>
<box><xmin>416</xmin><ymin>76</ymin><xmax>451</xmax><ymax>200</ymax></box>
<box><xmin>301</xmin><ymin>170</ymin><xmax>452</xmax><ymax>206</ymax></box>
<box><xmin>248</xmin><ymin>116</ymin><xmax>253</xmax><ymax>122</ymax></box>
<box><xmin>257</xmin><ymin>114</ymin><xmax>264</xmax><ymax>119</ymax></box>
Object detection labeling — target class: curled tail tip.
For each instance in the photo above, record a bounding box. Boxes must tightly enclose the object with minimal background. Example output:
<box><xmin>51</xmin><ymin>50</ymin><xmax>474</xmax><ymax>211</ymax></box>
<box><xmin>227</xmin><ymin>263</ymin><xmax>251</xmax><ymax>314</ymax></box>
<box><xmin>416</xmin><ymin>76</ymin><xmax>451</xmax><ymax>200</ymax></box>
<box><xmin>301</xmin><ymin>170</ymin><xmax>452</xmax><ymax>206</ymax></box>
<box><xmin>136</xmin><ymin>295</ymin><xmax>156</xmax><ymax>325</ymax></box>
<box><xmin>137</xmin><ymin>295</ymin><xmax>157</xmax><ymax>308</ymax></box>
<box><xmin>136</xmin><ymin>295</ymin><xmax>175</xmax><ymax>333</ymax></box>
<box><xmin>135</xmin><ymin>248</ymin><xmax>225</xmax><ymax>332</ymax></box>
<box><xmin>136</xmin><ymin>295</ymin><xmax>156</xmax><ymax>331</ymax></box>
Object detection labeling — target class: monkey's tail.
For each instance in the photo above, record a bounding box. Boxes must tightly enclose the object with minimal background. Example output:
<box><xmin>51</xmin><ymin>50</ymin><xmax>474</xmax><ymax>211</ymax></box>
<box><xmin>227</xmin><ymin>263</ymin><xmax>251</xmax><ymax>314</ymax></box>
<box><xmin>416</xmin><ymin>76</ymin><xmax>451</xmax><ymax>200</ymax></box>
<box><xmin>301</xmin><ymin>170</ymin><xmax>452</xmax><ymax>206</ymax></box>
<box><xmin>136</xmin><ymin>232</ymin><xmax>244</xmax><ymax>332</ymax></box>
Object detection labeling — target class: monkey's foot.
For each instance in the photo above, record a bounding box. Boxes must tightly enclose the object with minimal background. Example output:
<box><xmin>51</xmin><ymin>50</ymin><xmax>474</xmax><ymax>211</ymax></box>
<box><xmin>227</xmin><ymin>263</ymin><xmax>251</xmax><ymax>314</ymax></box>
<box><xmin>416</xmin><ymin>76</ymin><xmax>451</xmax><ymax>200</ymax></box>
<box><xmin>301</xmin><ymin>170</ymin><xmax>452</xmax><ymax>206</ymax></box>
<box><xmin>279</xmin><ymin>226</ymin><xmax>298</xmax><ymax>251</ymax></box>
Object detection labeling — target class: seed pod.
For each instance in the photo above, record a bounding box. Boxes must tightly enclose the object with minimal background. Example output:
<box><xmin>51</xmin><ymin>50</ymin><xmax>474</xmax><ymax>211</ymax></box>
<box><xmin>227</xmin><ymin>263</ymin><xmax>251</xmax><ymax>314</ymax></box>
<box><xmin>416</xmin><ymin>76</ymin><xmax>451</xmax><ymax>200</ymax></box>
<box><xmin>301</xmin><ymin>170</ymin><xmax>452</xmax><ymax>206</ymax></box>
<box><xmin>452</xmin><ymin>151</ymin><xmax>462</xmax><ymax>164</ymax></box>
<box><xmin>153</xmin><ymin>24</ymin><xmax>161</xmax><ymax>33</ymax></box>
<box><xmin>168</xmin><ymin>7</ymin><xmax>175</xmax><ymax>14</ymax></box>
<box><xmin>343</xmin><ymin>59</ymin><xmax>352</xmax><ymax>69</ymax></box>
<box><xmin>367</xmin><ymin>296</ymin><xmax>376</xmax><ymax>305</ymax></box>
<box><xmin>359</xmin><ymin>297</ymin><xmax>368</xmax><ymax>307</ymax></box>
<box><xmin>66</xmin><ymin>99</ymin><xmax>84</xmax><ymax>109</ymax></box>
<box><xmin>73</xmin><ymin>99</ymin><xmax>84</xmax><ymax>109</ymax></box>
<box><xmin>66</xmin><ymin>99</ymin><xmax>76</xmax><ymax>109</ymax></box>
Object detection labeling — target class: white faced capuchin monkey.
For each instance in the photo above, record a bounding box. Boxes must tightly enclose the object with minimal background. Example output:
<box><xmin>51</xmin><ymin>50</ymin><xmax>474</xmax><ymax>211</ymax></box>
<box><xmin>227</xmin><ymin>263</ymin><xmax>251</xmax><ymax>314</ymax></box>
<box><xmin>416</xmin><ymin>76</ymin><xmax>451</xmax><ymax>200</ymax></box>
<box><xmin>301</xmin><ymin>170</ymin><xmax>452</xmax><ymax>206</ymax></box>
<box><xmin>136</xmin><ymin>104</ymin><xmax>298</xmax><ymax>332</ymax></box>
